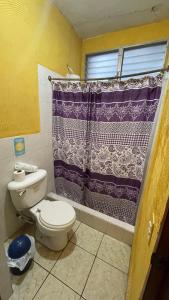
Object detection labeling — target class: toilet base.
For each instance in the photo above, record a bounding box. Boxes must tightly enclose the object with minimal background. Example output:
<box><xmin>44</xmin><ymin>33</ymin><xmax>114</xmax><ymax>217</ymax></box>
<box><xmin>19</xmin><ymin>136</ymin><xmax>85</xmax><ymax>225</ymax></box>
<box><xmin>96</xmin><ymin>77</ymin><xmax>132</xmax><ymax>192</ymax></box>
<box><xmin>35</xmin><ymin>228</ymin><xmax>68</xmax><ymax>251</ymax></box>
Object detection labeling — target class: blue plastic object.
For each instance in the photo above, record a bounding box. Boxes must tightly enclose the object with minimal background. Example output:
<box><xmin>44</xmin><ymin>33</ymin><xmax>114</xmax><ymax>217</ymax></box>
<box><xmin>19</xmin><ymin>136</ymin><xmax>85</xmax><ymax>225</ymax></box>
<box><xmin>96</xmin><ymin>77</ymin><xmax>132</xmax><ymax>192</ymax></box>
<box><xmin>8</xmin><ymin>235</ymin><xmax>31</xmax><ymax>259</ymax></box>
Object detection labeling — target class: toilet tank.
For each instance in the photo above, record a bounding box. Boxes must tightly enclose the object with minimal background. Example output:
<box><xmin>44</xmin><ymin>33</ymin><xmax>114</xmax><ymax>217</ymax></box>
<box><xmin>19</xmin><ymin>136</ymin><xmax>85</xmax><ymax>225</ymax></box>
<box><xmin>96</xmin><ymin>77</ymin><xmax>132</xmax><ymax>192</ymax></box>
<box><xmin>8</xmin><ymin>169</ymin><xmax>47</xmax><ymax>211</ymax></box>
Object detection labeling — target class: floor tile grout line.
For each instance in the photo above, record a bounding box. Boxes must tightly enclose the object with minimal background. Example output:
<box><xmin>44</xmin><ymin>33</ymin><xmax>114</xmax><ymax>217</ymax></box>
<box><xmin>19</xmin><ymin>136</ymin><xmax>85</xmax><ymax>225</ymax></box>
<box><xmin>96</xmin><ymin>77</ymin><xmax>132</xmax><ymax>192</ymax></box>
<box><xmin>49</xmin><ymin>248</ymin><xmax>64</xmax><ymax>272</ymax></box>
<box><xmin>69</xmin><ymin>222</ymin><xmax>104</xmax><ymax>256</ymax></box>
<box><xmin>46</xmin><ymin>237</ymin><xmax>97</xmax><ymax>298</ymax></box>
<box><xmin>70</xmin><ymin>234</ymin><xmax>129</xmax><ymax>275</ymax></box>
<box><xmin>34</xmin><ymin>221</ymin><xmax>104</xmax><ymax>270</ymax></box>
<box><xmin>49</xmin><ymin>240</ymin><xmax>96</xmax><ymax>297</ymax></box>
<box><xmin>32</xmin><ymin>253</ymin><xmax>127</xmax><ymax>300</ymax></box>
<box><xmin>49</xmin><ymin>222</ymin><xmax>82</xmax><ymax>272</ymax></box>
<box><xmin>33</xmin><ymin>221</ymin><xmax>81</xmax><ymax>272</ymax></box>
<box><xmin>80</xmin><ymin>235</ymin><xmax>105</xmax><ymax>299</ymax></box>
<box><xmin>96</xmin><ymin>233</ymin><xmax>104</xmax><ymax>256</ymax></box>
<box><xmin>47</xmin><ymin>241</ymin><xmax>96</xmax><ymax>297</ymax></box>
<box><xmin>70</xmin><ymin>238</ymin><xmax>129</xmax><ymax>276</ymax></box>
<box><xmin>81</xmin><ymin>256</ymin><xmax>128</xmax><ymax>300</ymax></box>
<box><xmin>33</xmin><ymin>237</ymin><xmax>128</xmax><ymax>297</ymax></box>
<box><xmin>33</xmin><ymin>245</ymin><xmax>64</xmax><ymax>273</ymax></box>
<box><xmin>32</xmin><ymin>259</ymin><xmax>53</xmax><ymax>273</ymax></box>
<box><xmin>69</xmin><ymin>221</ymin><xmax>82</xmax><ymax>242</ymax></box>
<box><xmin>68</xmin><ymin>221</ymin><xmax>81</xmax><ymax>241</ymax></box>
<box><xmin>39</xmin><ymin>223</ymin><xmax>83</xmax><ymax>298</ymax></box>
<box><xmin>81</xmin><ymin>255</ymin><xmax>97</xmax><ymax>298</ymax></box>
<box><xmin>32</xmin><ymin>270</ymin><xmax>50</xmax><ymax>300</ymax></box>
<box><xmin>75</xmin><ymin>220</ymin><xmax>81</xmax><ymax>231</ymax></box>
<box><xmin>32</xmin><ymin>260</ymin><xmax>82</xmax><ymax>298</ymax></box>
<box><xmin>24</xmin><ymin>223</ymin><xmax>128</xmax><ymax>268</ymax></box>
<box><xmin>69</xmin><ymin>233</ymin><xmax>128</xmax><ymax>275</ymax></box>
<box><xmin>69</xmin><ymin>240</ymin><xmax>96</xmax><ymax>257</ymax></box>
<box><xmin>96</xmin><ymin>234</ymin><xmax>129</xmax><ymax>275</ymax></box>
<box><xmin>49</xmin><ymin>272</ymin><xmax>82</xmax><ymax>297</ymax></box>
<box><xmin>96</xmin><ymin>256</ymin><xmax>129</xmax><ymax>276</ymax></box>
<box><xmin>12</xmin><ymin>222</ymin><xmax>128</xmax><ymax>299</ymax></box>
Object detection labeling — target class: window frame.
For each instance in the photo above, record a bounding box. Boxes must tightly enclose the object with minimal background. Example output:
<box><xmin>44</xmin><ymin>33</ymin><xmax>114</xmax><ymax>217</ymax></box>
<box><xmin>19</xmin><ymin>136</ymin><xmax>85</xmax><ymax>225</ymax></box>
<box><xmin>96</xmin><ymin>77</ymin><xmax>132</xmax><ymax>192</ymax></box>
<box><xmin>85</xmin><ymin>40</ymin><xmax>168</xmax><ymax>79</ymax></box>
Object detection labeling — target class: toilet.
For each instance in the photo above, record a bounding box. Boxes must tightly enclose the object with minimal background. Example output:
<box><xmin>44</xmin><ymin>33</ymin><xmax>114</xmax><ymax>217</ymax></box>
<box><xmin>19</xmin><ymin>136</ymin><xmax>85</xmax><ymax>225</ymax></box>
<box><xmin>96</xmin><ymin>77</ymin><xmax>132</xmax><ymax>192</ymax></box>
<box><xmin>8</xmin><ymin>169</ymin><xmax>76</xmax><ymax>251</ymax></box>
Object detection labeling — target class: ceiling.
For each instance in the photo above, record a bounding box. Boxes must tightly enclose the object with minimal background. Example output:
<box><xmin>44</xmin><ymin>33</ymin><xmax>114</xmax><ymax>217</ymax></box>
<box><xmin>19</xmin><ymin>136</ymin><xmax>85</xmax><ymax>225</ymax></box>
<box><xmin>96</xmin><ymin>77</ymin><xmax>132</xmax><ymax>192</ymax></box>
<box><xmin>53</xmin><ymin>0</ymin><xmax>169</xmax><ymax>38</ymax></box>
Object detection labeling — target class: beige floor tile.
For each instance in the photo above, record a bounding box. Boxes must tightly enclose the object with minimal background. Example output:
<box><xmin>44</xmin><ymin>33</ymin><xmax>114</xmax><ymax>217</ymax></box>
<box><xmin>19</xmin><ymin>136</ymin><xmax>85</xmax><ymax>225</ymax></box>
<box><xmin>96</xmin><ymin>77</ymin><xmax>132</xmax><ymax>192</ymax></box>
<box><xmin>68</xmin><ymin>220</ymin><xmax>81</xmax><ymax>240</ymax></box>
<box><xmin>34</xmin><ymin>242</ymin><xmax>61</xmax><ymax>271</ymax></box>
<box><xmin>83</xmin><ymin>258</ymin><xmax>127</xmax><ymax>300</ymax></box>
<box><xmin>97</xmin><ymin>235</ymin><xmax>131</xmax><ymax>273</ymax></box>
<box><xmin>51</xmin><ymin>242</ymin><xmax>94</xmax><ymax>294</ymax></box>
<box><xmin>71</xmin><ymin>223</ymin><xmax>103</xmax><ymax>255</ymax></box>
<box><xmin>9</xmin><ymin>261</ymin><xmax>48</xmax><ymax>300</ymax></box>
<box><xmin>34</xmin><ymin>274</ymin><xmax>80</xmax><ymax>300</ymax></box>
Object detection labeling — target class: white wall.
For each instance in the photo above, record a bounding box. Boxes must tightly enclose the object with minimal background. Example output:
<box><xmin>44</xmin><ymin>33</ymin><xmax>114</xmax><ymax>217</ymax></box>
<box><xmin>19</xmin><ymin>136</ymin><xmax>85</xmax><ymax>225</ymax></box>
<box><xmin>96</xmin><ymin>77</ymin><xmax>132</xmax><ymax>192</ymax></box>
<box><xmin>0</xmin><ymin>240</ymin><xmax>13</xmax><ymax>300</ymax></box>
<box><xmin>0</xmin><ymin>65</ymin><xmax>57</xmax><ymax>241</ymax></box>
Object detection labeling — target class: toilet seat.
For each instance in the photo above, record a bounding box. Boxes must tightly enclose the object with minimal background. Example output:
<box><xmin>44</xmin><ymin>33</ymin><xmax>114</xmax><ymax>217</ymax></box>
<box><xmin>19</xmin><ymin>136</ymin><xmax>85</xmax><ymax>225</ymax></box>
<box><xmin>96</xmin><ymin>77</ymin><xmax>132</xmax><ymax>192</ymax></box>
<box><xmin>38</xmin><ymin>200</ymin><xmax>76</xmax><ymax>230</ymax></box>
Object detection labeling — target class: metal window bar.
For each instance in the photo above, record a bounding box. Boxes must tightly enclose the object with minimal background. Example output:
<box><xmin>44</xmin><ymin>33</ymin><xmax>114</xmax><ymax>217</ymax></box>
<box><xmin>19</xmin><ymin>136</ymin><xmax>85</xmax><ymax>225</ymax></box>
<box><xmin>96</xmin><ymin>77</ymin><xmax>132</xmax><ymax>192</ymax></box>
<box><xmin>117</xmin><ymin>48</ymin><xmax>124</xmax><ymax>77</ymax></box>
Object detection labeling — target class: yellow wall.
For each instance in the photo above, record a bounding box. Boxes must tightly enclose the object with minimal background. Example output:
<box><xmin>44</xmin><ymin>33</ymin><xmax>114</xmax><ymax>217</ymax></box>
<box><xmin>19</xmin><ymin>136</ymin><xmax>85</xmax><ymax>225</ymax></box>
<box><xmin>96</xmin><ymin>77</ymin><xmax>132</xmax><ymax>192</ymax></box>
<box><xmin>82</xmin><ymin>19</ymin><xmax>169</xmax><ymax>76</ymax></box>
<box><xmin>1</xmin><ymin>11</ymin><xmax>169</xmax><ymax>138</ymax></box>
<box><xmin>127</xmin><ymin>81</ymin><xmax>169</xmax><ymax>299</ymax></box>
<box><xmin>0</xmin><ymin>0</ymin><xmax>82</xmax><ymax>138</ymax></box>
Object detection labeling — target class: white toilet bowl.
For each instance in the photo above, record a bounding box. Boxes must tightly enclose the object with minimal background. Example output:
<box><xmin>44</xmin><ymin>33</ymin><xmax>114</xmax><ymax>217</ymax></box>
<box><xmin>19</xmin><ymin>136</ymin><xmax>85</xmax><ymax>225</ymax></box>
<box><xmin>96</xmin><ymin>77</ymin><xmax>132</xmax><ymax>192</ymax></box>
<box><xmin>30</xmin><ymin>199</ymin><xmax>76</xmax><ymax>251</ymax></box>
<box><xmin>8</xmin><ymin>169</ymin><xmax>76</xmax><ymax>251</ymax></box>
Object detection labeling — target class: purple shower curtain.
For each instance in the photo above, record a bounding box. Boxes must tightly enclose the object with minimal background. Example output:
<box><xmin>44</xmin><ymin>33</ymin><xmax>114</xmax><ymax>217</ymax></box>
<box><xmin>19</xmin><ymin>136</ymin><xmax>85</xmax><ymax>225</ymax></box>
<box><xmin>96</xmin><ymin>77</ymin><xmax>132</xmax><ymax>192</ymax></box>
<box><xmin>52</xmin><ymin>76</ymin><xmax>162</xmax><ymax>225</ymax></box>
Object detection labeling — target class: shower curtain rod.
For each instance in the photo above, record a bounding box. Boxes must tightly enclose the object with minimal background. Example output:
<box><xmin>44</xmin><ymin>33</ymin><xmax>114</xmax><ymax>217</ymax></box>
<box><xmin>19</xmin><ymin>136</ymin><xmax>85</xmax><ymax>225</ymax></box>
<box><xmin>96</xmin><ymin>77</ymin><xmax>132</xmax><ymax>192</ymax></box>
<box><xmin>48</xmin><ymin>66</ymin><xmax>169</xmax><ymax>82</ymax></box>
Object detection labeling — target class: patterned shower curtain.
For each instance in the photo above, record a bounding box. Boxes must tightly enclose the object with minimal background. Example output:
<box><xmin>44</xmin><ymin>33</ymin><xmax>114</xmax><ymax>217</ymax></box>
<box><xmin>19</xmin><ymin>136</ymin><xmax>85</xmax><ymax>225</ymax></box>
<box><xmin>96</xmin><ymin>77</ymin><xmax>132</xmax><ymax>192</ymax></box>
<box><xmin>52</xmin><ymin>76</ymin><xmax>162</xmax><ymax>225</ymax></box>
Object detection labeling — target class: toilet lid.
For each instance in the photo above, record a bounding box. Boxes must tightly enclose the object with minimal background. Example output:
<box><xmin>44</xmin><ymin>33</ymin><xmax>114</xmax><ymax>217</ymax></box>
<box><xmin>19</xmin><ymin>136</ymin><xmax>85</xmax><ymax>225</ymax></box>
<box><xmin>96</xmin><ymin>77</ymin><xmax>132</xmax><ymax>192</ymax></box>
<box><xmin>39</xmin><ymin>201</ymin><xmax>76</xmax><ymax>229</ymax></box>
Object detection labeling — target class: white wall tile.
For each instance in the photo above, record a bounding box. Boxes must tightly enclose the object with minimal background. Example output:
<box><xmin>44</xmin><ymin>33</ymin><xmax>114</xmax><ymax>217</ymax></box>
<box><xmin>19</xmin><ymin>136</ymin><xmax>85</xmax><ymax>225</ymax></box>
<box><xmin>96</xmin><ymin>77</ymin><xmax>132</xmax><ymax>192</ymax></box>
<box><xmin>0</xmin><ymin>137</ymin><xmax>14</xmax><ymax>160</ymax></box>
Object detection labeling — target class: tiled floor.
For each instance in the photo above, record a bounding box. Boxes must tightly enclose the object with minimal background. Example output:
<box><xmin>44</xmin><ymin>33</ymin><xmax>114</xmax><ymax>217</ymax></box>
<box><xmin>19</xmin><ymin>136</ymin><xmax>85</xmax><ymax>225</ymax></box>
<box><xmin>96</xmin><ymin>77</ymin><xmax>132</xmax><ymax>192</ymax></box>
<box><xmin>9</xmin><ymin>221</ymin><xmax>131</xmax><ymax>300</ymax></box>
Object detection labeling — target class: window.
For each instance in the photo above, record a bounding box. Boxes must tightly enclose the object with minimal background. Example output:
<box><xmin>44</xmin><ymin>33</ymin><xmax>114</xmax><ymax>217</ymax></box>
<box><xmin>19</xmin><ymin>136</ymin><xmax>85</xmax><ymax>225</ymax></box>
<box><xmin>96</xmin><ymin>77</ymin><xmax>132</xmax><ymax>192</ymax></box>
<box><xmin>122</xmin><ymin>42</ymin><xmax>167</xmax><ymax>77</ymax></box>
<box><xmin>86</xmin><ymin>41</ymin><xmax>167</xmax><ymax>79</ymax></box>
<box><xmin>86</xmin><ymin>51</ymin><xmax>119</xmax><ymax>79</ymax></box>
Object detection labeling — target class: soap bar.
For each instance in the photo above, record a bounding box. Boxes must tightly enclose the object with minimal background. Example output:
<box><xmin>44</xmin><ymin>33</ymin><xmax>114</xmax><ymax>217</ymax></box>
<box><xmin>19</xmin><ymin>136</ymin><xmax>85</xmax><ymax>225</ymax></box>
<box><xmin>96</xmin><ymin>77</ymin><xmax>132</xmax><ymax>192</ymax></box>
<box><xmin>15</xmin><ymin>162</ymin><xmax>38</xmax><ymax>173</ymax></box>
